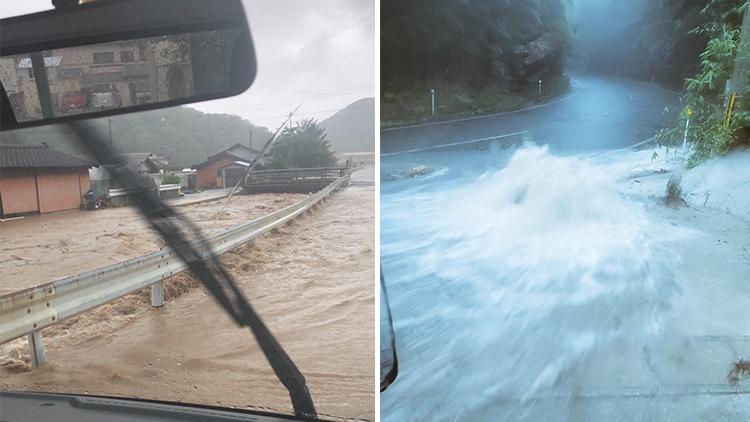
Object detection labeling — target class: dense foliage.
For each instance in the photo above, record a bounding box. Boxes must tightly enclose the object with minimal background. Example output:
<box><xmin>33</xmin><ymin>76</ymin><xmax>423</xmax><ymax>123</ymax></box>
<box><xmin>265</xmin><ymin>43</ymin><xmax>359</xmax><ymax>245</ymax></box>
<box><xmin>269</xmin><ymin>119</ymin><xmax>337</xmax><ymax>169</ymax></box>
<box><xmin>382</xmin><ymin>0</ymin><xmax>568</xmax><ymax>89</ymax></box>
<box><xmin>655</xmin><ymin>0</ymin><xmax>749</xmax><ymax>166</ymax></box>
<box><xmin>381</xmin><ymin>0</ymin><xmax>570</xmax><ymax>125</ymax></box>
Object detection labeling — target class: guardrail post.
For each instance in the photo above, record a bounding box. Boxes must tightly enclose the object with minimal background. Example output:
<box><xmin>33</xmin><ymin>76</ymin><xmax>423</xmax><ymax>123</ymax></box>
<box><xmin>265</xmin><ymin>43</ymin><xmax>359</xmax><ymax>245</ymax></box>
<box><xmin>151</xmin><ymin>281</ymin><xmax>164</xmax><ymax>308</ymax></box>
<box><xmin>27</xmin><ymin>330</ymin><xmax>46</xmax><ymax>368</ymax></box>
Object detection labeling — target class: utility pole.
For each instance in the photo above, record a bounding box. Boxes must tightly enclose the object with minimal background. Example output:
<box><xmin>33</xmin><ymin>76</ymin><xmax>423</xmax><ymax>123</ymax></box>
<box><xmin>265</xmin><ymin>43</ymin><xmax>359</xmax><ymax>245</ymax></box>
<box><xmin>248</xmin><ymin>129</ymin><xmax>253</xmax><ymax>163</ymax></box>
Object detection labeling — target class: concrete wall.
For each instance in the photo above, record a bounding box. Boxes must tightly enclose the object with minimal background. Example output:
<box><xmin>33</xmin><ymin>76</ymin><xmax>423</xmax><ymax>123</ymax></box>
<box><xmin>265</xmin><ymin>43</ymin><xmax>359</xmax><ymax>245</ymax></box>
<box><xmin>196</xmin><ymin>157</ymin><xmax>235</xmax><ymax>189</ymax></box>
<box><xmin>0</xmin><ymin>168</ymin><xmax>89</xmax><ymax>216</ymax></box>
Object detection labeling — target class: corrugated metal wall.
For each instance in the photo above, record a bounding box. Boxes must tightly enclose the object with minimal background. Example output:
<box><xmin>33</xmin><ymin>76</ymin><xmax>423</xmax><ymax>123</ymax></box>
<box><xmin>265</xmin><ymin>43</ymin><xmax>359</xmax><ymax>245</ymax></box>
<box><xmin>0</xmin><ymin>170</ymin><xmax>39</xmax><ymax>215</ymax></box>
<box><xmin>0</xmin><ymin>168</ymin><xmax>90</xmax><ymax>216</ymax></box>
<box><xmin>36</xmin><ymin>170</ymin><xmax>85</xmax><ymax>213</ymax></box>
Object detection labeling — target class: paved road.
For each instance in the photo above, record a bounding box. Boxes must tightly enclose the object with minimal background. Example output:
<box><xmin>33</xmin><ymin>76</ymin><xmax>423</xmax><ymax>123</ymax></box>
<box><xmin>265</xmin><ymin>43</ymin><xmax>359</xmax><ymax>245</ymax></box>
<box><xmin>380</xmin><ymin>76</ymin><xmax>750</xmax><ymax>420</ymax></box>
<box><xmin>381</xmin><ymin>74</ymin><xmax>680</xmax><ymax>154</ymax></box>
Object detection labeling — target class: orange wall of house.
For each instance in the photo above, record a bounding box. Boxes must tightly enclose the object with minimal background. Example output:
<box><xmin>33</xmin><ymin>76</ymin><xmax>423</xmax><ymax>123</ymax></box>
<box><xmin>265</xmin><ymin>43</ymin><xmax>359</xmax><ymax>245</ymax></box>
<box><xmin>36</xmin><ymin>169</ymin><xmax>86</xmax><ymax>213</ymax></box>
<box><xmin>0</xmin><ymin>170</ymin><xmax>39</xmax><ymax>215</ymax></box>
<box><xmin>196</xmin><ymin>158</ymin><xmax>235</xmax><ymax>189</ymax></box>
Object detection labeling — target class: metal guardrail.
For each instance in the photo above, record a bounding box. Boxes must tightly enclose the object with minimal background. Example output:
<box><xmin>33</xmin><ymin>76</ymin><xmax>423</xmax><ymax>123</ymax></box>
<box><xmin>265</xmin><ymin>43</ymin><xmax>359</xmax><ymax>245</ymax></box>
<box><xmin>0</xmin><ymin>174</ymin><xmax>349</xmax><ymax>367</ymax></box>
<box><xmin>109</xmin><ymin>183</ymin><xmax>181</xmax><ymax>198</ymax></box>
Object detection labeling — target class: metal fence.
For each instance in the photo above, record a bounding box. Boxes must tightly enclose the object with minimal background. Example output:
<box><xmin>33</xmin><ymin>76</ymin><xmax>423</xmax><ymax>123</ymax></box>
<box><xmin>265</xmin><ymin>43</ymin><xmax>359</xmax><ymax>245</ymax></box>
<box><xmin>244</xmin><ymin>167</ymin><xmax>349</xmax><ymax>194</ymax></box>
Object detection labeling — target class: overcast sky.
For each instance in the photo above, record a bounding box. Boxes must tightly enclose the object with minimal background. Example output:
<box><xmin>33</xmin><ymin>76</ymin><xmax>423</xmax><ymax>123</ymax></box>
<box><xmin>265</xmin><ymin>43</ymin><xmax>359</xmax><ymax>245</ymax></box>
<box><xmin>1</xmin><ymin>0</ymin><xmax>375</xmax><ymax>131</ymax></box>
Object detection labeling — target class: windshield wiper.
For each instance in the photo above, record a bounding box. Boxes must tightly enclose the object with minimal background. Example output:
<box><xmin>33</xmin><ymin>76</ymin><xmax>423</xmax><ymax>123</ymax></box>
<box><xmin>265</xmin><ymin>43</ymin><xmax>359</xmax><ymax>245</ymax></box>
<box><xmin>64</xmin><ymin>121</ymin><xmax>318</xmax><ymax>419</ymax></box>
<box><xmin>20</xmin><ymin>9</ymin><xmax>317</xmax><ymax>417</ymax></box>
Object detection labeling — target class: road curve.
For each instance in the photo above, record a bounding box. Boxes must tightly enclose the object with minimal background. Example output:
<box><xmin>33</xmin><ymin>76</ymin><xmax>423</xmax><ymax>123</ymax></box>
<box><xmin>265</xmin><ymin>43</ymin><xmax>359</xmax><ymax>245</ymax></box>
<box><xmin>381</xmin><ymin>74</ymin><xmax>681</xmax><ymax>155</ymax></box>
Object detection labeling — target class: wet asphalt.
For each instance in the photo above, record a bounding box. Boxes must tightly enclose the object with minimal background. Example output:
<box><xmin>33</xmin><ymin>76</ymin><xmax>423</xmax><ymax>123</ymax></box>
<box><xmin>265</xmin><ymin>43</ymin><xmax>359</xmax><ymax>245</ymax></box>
<box><xmin>380</xmin><ymin>73</ymin><xmax>681</xmax><ymax>155</ymax></box>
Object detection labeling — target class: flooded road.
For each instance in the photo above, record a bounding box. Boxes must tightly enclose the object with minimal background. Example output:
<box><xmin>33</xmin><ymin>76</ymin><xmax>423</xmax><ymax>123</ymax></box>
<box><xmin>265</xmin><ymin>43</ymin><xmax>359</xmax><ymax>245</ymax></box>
<box><xmin>0</xmin><ymin>192</ymin><xmax>304</xmax><ymax>294</ymax></box>
<box><xmin>1</xmin><ymin>176</ymin><xmax>375</xmax><ymax>420</ymax></box>
<box><xmin>381</xmin><ymin>146</ymin><xmax>750</xmax><ymax>421</ymax></box>
<box><xmin>380</xmin><ymin>75</ymin><xmax>750</xmax><ymax>421</ymax></box>
<box><xmin>381</xmin><ymin>74</ymin><xmax>680</xmax><ymax>154</ymax></box>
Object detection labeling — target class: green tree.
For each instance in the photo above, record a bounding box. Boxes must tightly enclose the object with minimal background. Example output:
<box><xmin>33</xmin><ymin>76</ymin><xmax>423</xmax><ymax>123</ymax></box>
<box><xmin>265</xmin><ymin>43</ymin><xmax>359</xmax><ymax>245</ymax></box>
<box><xmin>269</xmin><ymin>119</ymin><xmax>337</xmax><ymax>169</ymax></box>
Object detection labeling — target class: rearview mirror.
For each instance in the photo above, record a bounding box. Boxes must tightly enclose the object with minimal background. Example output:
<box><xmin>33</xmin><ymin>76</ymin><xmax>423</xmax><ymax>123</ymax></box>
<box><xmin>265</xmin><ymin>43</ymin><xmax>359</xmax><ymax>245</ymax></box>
<box><xmin>0</xmin><ymin>0</ymin><xmax>256</xmax><ymax>131</ymax></box>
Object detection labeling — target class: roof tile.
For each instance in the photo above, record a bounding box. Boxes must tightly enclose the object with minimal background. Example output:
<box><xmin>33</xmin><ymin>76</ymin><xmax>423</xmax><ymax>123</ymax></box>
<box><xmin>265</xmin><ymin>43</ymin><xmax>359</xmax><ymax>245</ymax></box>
<box><xmin>0</xmin><ymin>144</ymin><xmax>96</xmax><ymax>169</ymax></box>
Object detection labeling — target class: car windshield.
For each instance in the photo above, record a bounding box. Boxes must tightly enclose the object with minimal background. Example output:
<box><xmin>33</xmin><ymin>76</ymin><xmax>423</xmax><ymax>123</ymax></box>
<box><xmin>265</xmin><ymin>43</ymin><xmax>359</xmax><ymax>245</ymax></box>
<box><xmin>379</xmin><ymin>0</ymin><xmax>750</xmax><ymax>420</ymax></box>
<box><xmin>0</xmin><ymin>1</ymin><xmax>375</xmax><ymax>420</ymax></box>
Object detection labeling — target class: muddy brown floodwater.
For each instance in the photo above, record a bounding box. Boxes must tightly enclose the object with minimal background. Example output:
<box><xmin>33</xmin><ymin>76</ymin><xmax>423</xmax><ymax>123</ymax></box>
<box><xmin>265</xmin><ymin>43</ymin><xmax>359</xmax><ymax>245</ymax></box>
<box><xmin>0</xmin><ymin>192</ymin><xmax>305</xmax><ymax>294</ymax></box>
<box><xmin>0</xmin><ymin>182</ymin><xmax>375</xmax><ymax>420</ymax></box>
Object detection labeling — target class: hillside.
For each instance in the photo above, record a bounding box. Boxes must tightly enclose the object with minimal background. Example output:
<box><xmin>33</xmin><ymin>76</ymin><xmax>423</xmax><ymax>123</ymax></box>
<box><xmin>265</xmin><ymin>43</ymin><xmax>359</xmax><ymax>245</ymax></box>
<box><xmin>319</xmin><ymin>98</ymin><xmax>375</xmax><ymax>153</ymax></box>
<box><xmin>566</xmin><ymin>0</ymin><xmax>706</xmax><ymax>88</ymax></box>
<box><xmin>380</xmin><ymin>0</ymin><xmax>570</xmax><ymax>126</ymax></box>
<box><xmin>0</xmin><ymin>106</ymin><xmax>273</xmax><ymax>169</ymax></box>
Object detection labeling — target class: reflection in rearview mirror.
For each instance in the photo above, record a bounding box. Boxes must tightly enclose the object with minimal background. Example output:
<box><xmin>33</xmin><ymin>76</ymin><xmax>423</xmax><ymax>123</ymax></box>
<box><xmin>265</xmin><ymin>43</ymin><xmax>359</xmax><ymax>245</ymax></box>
<box><xmin>0</xmin><ymin>29</ymin><xmax>241</xmax><ymax>123</ymax></box>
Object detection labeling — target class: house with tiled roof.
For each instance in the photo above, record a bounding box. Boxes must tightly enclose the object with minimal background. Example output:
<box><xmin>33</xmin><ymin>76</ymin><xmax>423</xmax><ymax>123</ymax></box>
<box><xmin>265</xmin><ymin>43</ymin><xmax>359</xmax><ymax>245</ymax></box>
<box><xmin>0</xmin><ymin>144</ymin><xmax>96</xmax><ymax>216</ymax></box>
<box><xmin>192</xmin><ymin>143</ymin><xmax>260</xmax><ymax>189</ymax></box>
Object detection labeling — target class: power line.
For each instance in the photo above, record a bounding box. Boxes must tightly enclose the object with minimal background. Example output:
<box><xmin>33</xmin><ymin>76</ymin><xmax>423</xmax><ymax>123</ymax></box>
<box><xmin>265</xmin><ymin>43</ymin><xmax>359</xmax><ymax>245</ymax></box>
<box><xmin>260</xmin><ymin>14</ymin><xmax>374</xmax><ymax>69</ymax></box>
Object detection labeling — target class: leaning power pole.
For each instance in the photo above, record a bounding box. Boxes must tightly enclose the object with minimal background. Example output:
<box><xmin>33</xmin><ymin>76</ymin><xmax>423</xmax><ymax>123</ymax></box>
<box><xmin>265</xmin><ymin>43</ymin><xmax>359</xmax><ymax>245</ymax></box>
<box><xmin>248</xmin><ymin>129</ymin><xmax>253</xmax><ymax>163</ymax></box>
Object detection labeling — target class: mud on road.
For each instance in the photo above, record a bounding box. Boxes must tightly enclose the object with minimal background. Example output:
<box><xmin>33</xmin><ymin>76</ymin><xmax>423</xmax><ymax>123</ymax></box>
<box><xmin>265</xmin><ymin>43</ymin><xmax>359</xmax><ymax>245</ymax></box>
<box><xmin>0</xmin><ymin>184</ymin><xmax>375</xmax><ymax>420</ymax></box>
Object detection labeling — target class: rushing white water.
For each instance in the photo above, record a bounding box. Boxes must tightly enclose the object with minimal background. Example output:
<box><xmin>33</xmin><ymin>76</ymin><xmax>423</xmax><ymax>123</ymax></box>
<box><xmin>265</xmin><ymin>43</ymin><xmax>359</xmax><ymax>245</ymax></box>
<box><xmin>380</xmin><ymin>145</ymin><xmax>707</xmax><ymax>421</ymax></box>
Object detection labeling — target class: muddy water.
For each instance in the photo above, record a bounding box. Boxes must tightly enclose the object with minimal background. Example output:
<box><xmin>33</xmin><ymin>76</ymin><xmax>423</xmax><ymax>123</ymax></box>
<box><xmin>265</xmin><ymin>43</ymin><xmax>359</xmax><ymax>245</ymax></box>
<box><xmin>0</xmin><ymin>185</ymin><xmax>375</xmax><ymax>420</ymax></box>
<box><xmin>0</xmin><ymin>193</ymin><xmax>305</xmax><ymax>294</ymax></box>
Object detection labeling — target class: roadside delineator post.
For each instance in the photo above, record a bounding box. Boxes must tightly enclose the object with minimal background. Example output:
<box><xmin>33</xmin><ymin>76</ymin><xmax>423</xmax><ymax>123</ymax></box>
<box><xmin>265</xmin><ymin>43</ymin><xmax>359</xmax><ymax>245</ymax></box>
<box><xmin>430</xmin><ymin>89</ymin><xmax>435</xmax><ymax>117</ymax></box>
<box><xmin>538</xmin><ymin>80</ymin><xmax>543</xmax><ymax>97</ymax></box>
<box><xmin>682</xmin><ymin>107</ymin><xmax>693</xmax><ymax>156</ymax></box>
<box><xmin>27</xmin><ymin>330</ymin><xmax>46</xmax><ymax>368</ymax></box>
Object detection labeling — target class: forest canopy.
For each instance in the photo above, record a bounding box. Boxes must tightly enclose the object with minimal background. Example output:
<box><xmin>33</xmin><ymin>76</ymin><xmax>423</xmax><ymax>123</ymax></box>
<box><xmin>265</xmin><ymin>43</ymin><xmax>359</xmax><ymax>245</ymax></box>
<box><xmin>381</xmin><ymin>0</ymin><xmax>569</xmax><ymax>91</ymax></box>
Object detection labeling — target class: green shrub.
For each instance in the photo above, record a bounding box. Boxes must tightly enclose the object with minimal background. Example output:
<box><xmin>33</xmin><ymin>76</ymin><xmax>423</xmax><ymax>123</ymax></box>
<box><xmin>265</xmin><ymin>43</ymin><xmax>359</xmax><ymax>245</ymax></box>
<box><xmin>161</xmin><ymin>173</ymin><xmax>182</xmax><ymax>185</ymax></box>
<box><xmin>656</xmin><ymin>1</ymin><xmax>749</xmax><ymax>167</ymax></box>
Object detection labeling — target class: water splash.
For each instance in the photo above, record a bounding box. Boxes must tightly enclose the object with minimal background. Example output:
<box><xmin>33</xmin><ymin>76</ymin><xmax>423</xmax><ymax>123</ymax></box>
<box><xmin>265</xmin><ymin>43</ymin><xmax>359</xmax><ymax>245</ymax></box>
<box><xmin>381</xmin><ymin>145</ymin><xmax>694</xmax><ymax>420</ymax></box>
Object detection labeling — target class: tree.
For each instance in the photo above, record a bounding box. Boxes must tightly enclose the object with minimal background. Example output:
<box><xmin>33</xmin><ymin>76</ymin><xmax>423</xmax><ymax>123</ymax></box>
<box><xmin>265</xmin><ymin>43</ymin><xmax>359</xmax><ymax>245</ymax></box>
<box><xmin>269</xmin><ymin>119</ymin><xmax>337</xmax><ymax>169</ymax></box>
<box><xmin>381</xmin><ymin>0</ymin><xmax>568</xmax><ymax>90</ymax></box>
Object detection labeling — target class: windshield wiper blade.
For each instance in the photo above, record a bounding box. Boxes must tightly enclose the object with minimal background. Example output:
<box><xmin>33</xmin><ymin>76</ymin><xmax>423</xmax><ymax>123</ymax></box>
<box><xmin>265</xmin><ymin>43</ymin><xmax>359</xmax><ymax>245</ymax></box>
<box><xmin>65</xmin><ymin>121</ymin><xmax>318</xmax><ymax>420</ymax></box>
